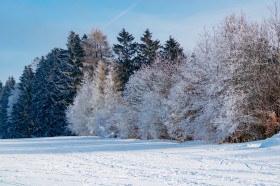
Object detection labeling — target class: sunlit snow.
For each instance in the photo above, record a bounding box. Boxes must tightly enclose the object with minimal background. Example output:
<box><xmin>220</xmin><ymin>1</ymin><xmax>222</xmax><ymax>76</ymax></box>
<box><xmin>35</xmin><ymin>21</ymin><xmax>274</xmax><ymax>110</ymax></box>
<box><xmin>0</xmin><ymin>135</ymin><xmax>279</xmax><ymax>185</ymax></box>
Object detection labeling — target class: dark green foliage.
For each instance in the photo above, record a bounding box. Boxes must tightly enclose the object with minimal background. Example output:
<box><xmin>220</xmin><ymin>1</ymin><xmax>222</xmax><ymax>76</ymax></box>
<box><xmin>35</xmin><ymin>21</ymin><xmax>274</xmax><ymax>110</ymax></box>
<box><xmin>0</xmin><ymin>77</ymin><xmax>15</xmax><ymax>138</ymax></box>
<box><xmin>67</xmin><ymin>31</ymin><xmax>84</xmax><ymax>89</ymax></box>
<box><xmin>139</xmin><ymin>29</ymin><xmax>161</xmax><ymax>66</ymax></box>
<box><xmin>162</xmin><ymin>36</ymin><xmax>184</xmax><ymax>62</ymax></box>
<box><xmin>31</xmin><ymin>56</ymin><xmax>53</xmax><ymax>137</ymax></box>
<box><xmin>82</xmin><ymin>34</ymin><xmax>87</xmax><ymax>41</ymax></box>
<box><xmin>31</xmin><ymin>49</ymin><xmax>77</xmax><ymax>137</ymax></box>
<box><xmin>0</xmin><ymin>81</ymin><xmax>3</xmax><ymax>95</ymax></box>
<box><xmin>9</xmin><ymin>66</ymin><xmax>35</xmax><ymax>138</ymax></box>
<box><xmin>113</xmin><ymin>28</ymin><xmax>140</xmax><ymax>91</ymax></box>
<box><xmin>0</xmin><ymin>81</ymin><xmax>3</xmax><ymax>102</ymax></box>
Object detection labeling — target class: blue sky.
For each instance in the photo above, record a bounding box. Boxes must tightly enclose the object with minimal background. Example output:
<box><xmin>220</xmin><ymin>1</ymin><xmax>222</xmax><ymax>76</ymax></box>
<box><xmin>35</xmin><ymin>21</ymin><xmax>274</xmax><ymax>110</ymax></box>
<box><xmin>0</xmin><ymin>0</ymin><xmax>277</xmax><ymax>83</ymax></box>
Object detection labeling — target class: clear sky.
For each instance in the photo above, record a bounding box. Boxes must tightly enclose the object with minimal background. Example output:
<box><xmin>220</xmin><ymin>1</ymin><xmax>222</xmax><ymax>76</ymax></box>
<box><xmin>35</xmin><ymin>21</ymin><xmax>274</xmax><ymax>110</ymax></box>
<box><xmin>0</xmin><ymin>0</ymin><xmax>277</xmax><ymax>83</ymax></box>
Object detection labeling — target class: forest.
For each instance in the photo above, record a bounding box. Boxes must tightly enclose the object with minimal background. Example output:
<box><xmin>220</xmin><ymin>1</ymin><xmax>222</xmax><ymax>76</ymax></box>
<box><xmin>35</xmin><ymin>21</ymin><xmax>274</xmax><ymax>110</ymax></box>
<box><xmin>1</xmin><ymin>7</ymin><xmax>280</xmax><ymax>143</ymax></box>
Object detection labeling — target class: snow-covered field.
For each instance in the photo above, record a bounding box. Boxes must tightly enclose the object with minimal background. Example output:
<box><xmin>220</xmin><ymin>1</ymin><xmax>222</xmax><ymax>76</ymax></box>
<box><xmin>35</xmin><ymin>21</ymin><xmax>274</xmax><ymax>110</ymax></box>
<box><xmin>0</xmin><ymin>135</ymin><xmax>279</xmax><ymax>186</ymax></box>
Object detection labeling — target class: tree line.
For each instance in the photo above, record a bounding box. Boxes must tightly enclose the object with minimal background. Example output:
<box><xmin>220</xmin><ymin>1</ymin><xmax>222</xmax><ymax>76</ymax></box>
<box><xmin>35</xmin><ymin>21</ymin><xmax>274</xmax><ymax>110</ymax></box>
<box><xmin>1</xmin><ymin>5</ymin><xmax>280</xmax><ymax>142</ymax></box>
<box><xmin>0</xmin><ymin>28</ymin><xmax>184</xmax><ymax>139</ymax></box>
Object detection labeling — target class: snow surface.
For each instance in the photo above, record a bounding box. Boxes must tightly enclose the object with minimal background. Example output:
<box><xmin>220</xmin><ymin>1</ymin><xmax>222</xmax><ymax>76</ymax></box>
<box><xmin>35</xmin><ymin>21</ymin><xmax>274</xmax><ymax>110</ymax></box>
<box><xmin>0</xmin><ymin>136</ymin><xmax>279</xmax><ymax>186</ymax></box>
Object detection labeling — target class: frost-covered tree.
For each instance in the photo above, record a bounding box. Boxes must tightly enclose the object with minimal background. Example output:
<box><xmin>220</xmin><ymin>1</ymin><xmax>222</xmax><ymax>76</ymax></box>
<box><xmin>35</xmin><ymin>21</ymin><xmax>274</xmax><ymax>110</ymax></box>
<box><xmin>99</xmin><ymin>68</ymin><xmax>127</xmax><ymax>137</ymax></box>
<box><xmin>9</xmin><ymin>66</ymin><xmax>35</xmax><ymax>138</ymax></box>
<box><xmin>67</xmin><ymin>60</ymin><xmax>108</xmax><ymax>136</ymax></box>
<box><xmin>95</xmin><ymin>60</ymin><xmax>107</xmax><ymax>96</ymax></box>
<box><xmin>118</xmin><ymin>15</ymin><xmax>270</xmax><ymax>142</ymax></box>
<box><xmin>86</xmin><ymin>60</ymin><xmax>108</xmax><ymax>135</ymax></box>
<box><xmin>124</xmin><ymin>61</ymin><xmax>181</xmax><ymax>139</ymax></box>
<box><xmin>67</xmin><ymin>79</ymin><xmax>94</xmax><ymax>136</ymax></box>
<box><xmin>67</xmin><ymin>62</ymin><xmax>130</xmax><ymax>138</ymax></box>
<box><xmin>220</xmin><ymin>13</ymin><xmax>280</xmax><ymax>142</ymax></box>
<box><xmin>176</xmin><ymin>12</ymin><xmax>280</xmax><ymax>142</ymax></box>
<box><xmin>171</xmin><ymin>15</ymin><xmax>253</xmax><ymax>142</ymax></box>
<box><xmin>7</xmin><ymin>83</ymin><xmax>20</xmax><ymax>122</ymax></box>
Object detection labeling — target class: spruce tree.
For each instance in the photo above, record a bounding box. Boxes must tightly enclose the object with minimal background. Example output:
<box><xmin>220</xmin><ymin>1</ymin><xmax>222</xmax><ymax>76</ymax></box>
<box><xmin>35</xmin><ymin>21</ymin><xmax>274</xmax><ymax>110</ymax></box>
<box><xmin>67</xmin><ymin>31</ymin><xmax>84</xmax><ymax>89</ymax></box>
<box><xmin>113</xmin><ymin>28</ymin><xmax>139</xmax><ymax>91</ymax></box>
<box><xmin>31</xmin><ymin>49</ymin><xmax>77</xmax><ymax>137</ymax></box>
<box><xmin>0</xmin><ymin>81</ymin><xmax>3</xmax><ymax>96</ymax></box>
<box><xmin>139</xmin><ymin>29</ymin><xmax>161</xmax><ymax>66</ymax></box>
<box><xmin>31</xmin><ymin>56</ymin><xmax>52</xmax><ymax>137</ymax></box>
<box><xmin>9</xmin><ymin>66</ymin><xmax>35</xmax><ymax>138</ymax></box>
<box><xmin>0</xmin><ymin>81</ymin><xmax>3</xmax><ymax>102</ymax></box>
<box><xmin>162</xmin><ymin>36</ymin><xmax>184</xmax><ymax>62</ymax></box>
<box><xmin>0</xmin><ymin>77</ymin><xmax>15</xmax><ymax>138</ymax></box>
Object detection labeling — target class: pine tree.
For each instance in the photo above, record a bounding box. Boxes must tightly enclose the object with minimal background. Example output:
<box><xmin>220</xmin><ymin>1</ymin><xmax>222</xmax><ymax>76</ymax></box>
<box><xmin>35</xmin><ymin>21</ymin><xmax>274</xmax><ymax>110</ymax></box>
<box><xmin>113</xmin><ymin>28</ymin><xmax>140</xmax><ymax>91</ymax></box>
<box><xmin>139</xmin><ymin>29</ymin><xmax>161</xmax><ymax>66</ymax></box>
<box><xmin>162</xmin><ymin>36</ymin><xmax>184</xmax><ymax>62</ymax></box>
<box><xmin>0</xmin><ymin>77</ymin><xmax>15</xmax><ymax>138</ymax></box>
<box><xmin>9</xmin><ymin>66</ymin><xmax>35</xmax><ymax>138</ymax></box>
<box><xmin>67</xmin><ymin>31</ymin><xmax>84</xmax><ymax>89</ymax></box>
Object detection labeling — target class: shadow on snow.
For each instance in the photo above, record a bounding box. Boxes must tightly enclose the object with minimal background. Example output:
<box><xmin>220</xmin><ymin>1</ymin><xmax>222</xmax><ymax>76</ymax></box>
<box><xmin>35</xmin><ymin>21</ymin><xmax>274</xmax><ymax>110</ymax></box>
<box><xmin>0</xmin><ymin>136</ymin><xmax>211</xmax><ymax>154</ymax></box>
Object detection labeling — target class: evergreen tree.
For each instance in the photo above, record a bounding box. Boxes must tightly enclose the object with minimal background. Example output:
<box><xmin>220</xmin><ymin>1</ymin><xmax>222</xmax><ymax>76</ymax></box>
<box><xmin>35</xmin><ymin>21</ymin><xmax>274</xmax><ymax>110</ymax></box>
<box><xmin>0</xmin><ymin>81</ymin><xmax>3</xmax><ymax>105</ymax></box>
<box><xmin>162</xmin><ymin>36</ymin><xmax>184</xmax><ymax>62</ymax></box>
<box><xmin>113</xmin><ymin>28</ymin><xmax>140</xmax><ymax>91</ymax></box>
<box><xmin>0</xmin><ymin>81</ymin><xmax>3</xmax><ymax>97</ymax></box>
<box><xmin>0</xmin><ymin>77</ymin><xmax>15</xmax><ymax>138</ymax></box>
<box><xmin>82</xmin><ymin>34</ymin><xmax>87</xmax><ymax>41</ymax></box>
<box><xmin>31</xmin><ymin>56</ymin><xmax>52</xmax><ymax>137</ymax></box>
<box><xmin>31</xmin><ymin>49</ymin><xmax>77</xmax><ymax>137</ymax></box>
<box><xmin>139</xmin><ymin>29</ymin><xmax>161</xmax><ymax>66</ymax></box>
<box><xmin>10</xmin><ymin>66</ymin><xmax>35</xmax><ymax>138</ymax></box>
<box><xmin>67</xmin><ymin>31</ymin><xmax>84</xmax><ymax>89</ymax></box>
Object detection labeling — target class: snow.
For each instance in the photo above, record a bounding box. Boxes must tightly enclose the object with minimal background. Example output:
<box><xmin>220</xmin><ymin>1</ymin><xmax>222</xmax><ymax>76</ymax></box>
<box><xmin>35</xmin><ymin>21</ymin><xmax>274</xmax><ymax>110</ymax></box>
<box><xmin>260</xmin><ymin>133</ymin><xmax>280</xmax><ymax>148</ymax></box>
<box><xmin>0</xmin><ymin>136</ymin><xmax>279</xmax><ymax>186</ymax></box>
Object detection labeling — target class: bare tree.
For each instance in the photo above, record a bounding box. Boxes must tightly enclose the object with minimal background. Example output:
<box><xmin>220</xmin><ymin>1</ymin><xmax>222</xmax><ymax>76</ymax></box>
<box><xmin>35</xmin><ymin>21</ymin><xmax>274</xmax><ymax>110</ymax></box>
<box><xmin>82</xmin><ymin>29</ymin><xmax>112</xmax><ymax>79</ymax></box>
